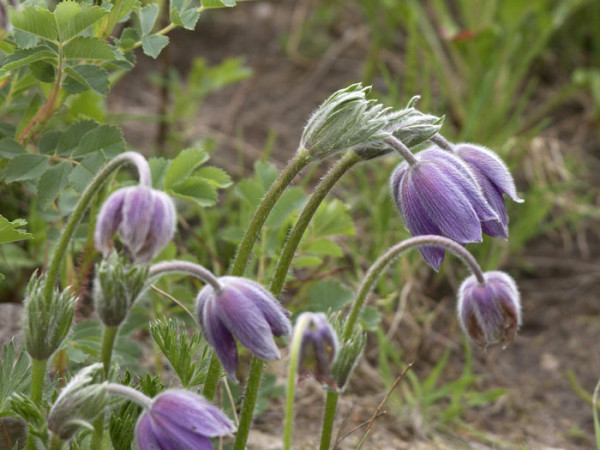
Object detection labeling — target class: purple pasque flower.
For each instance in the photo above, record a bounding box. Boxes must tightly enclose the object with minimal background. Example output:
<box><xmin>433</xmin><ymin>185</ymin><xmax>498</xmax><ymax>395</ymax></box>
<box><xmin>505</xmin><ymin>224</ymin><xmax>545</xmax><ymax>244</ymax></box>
<box><xmin>196</xmin><ymin>277</ymin><xmax>291</xmax><ymax>380</ymax></box>
<box><xmin>454</xmin><ymin>143</ymin><xmax>524</xmax><ymax>239</ymax></box>
<box><xmin>457</xmin><ymin>271</ymin><xmax>521</xmax><ymax>348</ymax></box>
<box><xmin>136</xmin><ymin>390</ymin><xmax>235</xmax><ymax>450</ymax></box>
<box><xmin>95</xmin><ymin>186</ymin><xmax>176</xmax><ymax>263</ymax></box>
<box><xmin>298</xmin><ymin>312</ymin><xmax>338</xmax><ymax>388</ymax></box>
<box><xmin>390</xmin><ymin>146</ymin><xmax>500</xmax><ymax>269</ymax></box>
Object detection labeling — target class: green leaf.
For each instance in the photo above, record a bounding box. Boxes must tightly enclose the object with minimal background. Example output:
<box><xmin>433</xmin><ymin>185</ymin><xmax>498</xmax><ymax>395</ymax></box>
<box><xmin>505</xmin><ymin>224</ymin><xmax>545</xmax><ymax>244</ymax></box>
<box><xmin>38</xmin><ymin>131</ymin><xmax>61</xmax><ymax>154</ymax></box>
<box><xmin>64</xmin><ymin>65</ymin><xmax>110</xmax><ymax>96</ymax></box>
<box><xmin>141</xmin><ymin>34</ymin><xmax>169</xmax><ymax>59</ymax></box>
<box><xmin>55</xmin><ymin>2</ymin><xmax>107</xmax><ymax>42</ymax></box>
<box><xmin>56</xmin><ymin>120</ymin><xmax>99</xmax><ymax>156</ymax></box>
<box><xmin>0</xmin><ymin>341</ymin><xmax>30</xmax><ymax>410</ymax></box>
<box><xmin>266</xmin><ymin>187</ymin><xmax>306</xmax><ymax>228</ymax></box>
<box><xmin>312</xmin><ymin>200</ymin><xmax>355</xmax><ymax>237</ymax></box>
<box><xmin>170</xmin><ymin>8</ymin><xmax>199</xmax><ymax>30</ymax></box>
<box><xmin>74</xmin><ymin>124</ymin><xmax>124</xmax><ymax>156</ymax></box>
<box><xmin>201</xmin><ymin>0</ymin><xmax>236</xmax><ymax>8</ymax></box>
<box><xmin>0</xmin><ymin>47</ymin><xmax>57</xmax><ymax>72</ymax></box>
<box><xmin>293</xmin><ymin>255</ymin><xmax>323</xmax><ymax>268</ymax></box>
<box><xmin>37</xmin><ymin>162</ymin><xmax>72</xmax><ymax>209</ymax></box>
<box><xmin>0</xmin><ymin>138</ymin><xmax>25</xmax><ymax>158</ymax></box>
<box><xmin>2</xmin><ymin>154</ymin><xmax>48</xmax><ymax>182</ymax></box>
<box><xmin>64</xmin><ymin>37</ymin><xmax>115</xmax><ymax>60</ymax></box>
<box><xmin>10</xmin><ymin>6</ymin><xmax>58</xmax><ymax>42</ymax></box>
<box><xmin>29</xmin><ymin>60</ymin><xmax>56</xmax><ymax>83</ymax></box>
<box><xmin>359</xmin><ymin>306</ymin><xmax>381</xmax><ymax>331</ymax></box>
<box><xmin>163</xmin><ymin>148</ymin><xmax>209</xmax><ymax>189</ymax></box>
<box><xmin>0</xmin><ymin>215</ymin><xmax>33</xmax><ymax>244</ymax></box>
<box><xmin>69</xmin><ymin>152</ymin><xmax>106</xmax><ymax>192</ymax></box>
<box><xmin>306</xmin><ymin>279</ymin><xmax>354</xmax><ymax>312</ymax></box>
<box><xmin>16</xmin><ymin>93</ymin><xmax>42</xmax><ymax>139</ymax></box>
<box><xmin>303</xmin><ymin>238</ymin><xmax>343</xmax><ymax>257</ymax></box>
<box><xmin>196</xmin><ymin>166</ymin><xmax>232</xmax><ymax>188</ymax></box>
<box><xmin>139</xmin><ymin>4</ymin><xmax>159</xmax><ymax>36</ymax></box>
<box><xmin>168</xmin><ymin>177</ymin><xmax>217</xmax><ymax>207</ymax></box>
<box><xmin>148</xmin><ymin>157</ymin><xmax>169</xmax><ymax>190</ymax></box>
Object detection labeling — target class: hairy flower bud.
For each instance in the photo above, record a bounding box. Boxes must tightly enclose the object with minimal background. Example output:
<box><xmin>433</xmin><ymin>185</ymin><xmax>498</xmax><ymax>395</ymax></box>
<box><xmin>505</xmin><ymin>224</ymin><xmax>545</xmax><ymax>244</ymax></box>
<box><xmin>454</xmin><ymin>143</ymin><xmax>524</xmax><ymax>238</ymax></box>
<box><xmin>457</xmin><ymin>271</ymin><xmax>521</xmax><ymax>348</ymax></box>
<box><xmin>135</xmin><ymin>390</ymin><xmax>235</xmax><ymax>450</ymax></box>
<box><xmin>327</xmin><ymin>312</ymin><xmax>366</xmax><ymax>392</ymax></box>
<box><xmin>95</xmin><ymin>186</ymin><xmax>176</xmax><ymax>263</ymax></box>
<box><xmin>297</xmin><ymin>313</ymin><xmax>338</xmax><ymax>388</ymax></box>
<box><xmin>93</xmin><ymin>252</ymin><xmax>149</xmax><ymax>326</ymax></box>
<box><xmin>48</xmin><ymin>364</ymin><xmax>108</xmax><ymax>441</ymax></box>
<box><xmin>23</xmin><ymin>273</ymin><xmax>77</xmax><ymax>361</ymax></box>
<box><xmin>195</xmin><ymin>277</ymin><xmax>291</xmax><ymax>380</ymax></box>
<box><xmin>390</xmin><ymin>147</ymin><xmax>501</xmax><ymax>269</ymax></box>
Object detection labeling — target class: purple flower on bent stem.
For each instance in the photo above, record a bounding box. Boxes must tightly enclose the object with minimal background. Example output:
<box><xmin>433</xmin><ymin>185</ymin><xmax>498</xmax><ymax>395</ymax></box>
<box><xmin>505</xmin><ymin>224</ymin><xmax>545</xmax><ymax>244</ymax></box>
<box><xmin>196</xmin><ymin>277</ymin><xmax>291</xmax><ymax>381</ymax></box>
<box><xmin>95</xmin><ymin>186</ymin><xmax>176</xmax><ymax>263</ymax></box>
<box><xmin>457</xmin><ymin>271</ymin><xmax>521</xmax><ymax>348</ymax></box>
<box><xmin>390</xmin><ymin>146</ymin><xmax>500</xmax><ymax>269</ymax></box>
<box><xmin>297</xmin><ymin>313</ymin><xmax>339</xmax><ymax>388</ymax></box>
<box><xmin>135</xmin><ymin>390</ymin><xmax>236</xmax><ymax>450</ymax></box>
<box><xmin>454</xmin><ymin>143</ymin><xmax>524</xmax><ymax>239</ymax></box>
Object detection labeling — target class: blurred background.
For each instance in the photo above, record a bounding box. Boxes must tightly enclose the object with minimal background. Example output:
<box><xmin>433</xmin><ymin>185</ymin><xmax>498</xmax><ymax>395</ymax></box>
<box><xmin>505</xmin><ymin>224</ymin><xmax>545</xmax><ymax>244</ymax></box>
<box><xmin>2</xmin><ymin>0</ymin><xmax>600</xmax><ymax>448</ymax></box>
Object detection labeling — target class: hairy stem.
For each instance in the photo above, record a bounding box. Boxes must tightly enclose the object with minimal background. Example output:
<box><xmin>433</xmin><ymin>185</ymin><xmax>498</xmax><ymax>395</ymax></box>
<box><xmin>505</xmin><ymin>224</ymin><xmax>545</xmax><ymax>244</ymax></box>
<box><xmin>319</xmin><ymin>390</ymin><xmax>340</xmax><ymax>450</ymax></box>
<box><xmin>232</xmin><ymin>357</ymin><xmax>264</xmax><ymax>450</ymax></box>
<box><xmin>383</xmin><ymin>135</ymin><xmax>418</xmax><ymax>165</ymax></box>
<box><xmin>104</xmin><ymin>383</ymin><xmax>153</xmax><ymax>409</ymax></box>
<box><xmin>149</xmin><ymin>260</ymin><xmax>222</xmax><ymax>292</ymax></box>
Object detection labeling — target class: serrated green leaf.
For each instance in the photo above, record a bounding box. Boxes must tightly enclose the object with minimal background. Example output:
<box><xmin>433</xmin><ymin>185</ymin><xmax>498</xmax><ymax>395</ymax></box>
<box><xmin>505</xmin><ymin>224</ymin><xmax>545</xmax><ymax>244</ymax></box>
<box><xmin>312</xmin><ymin>199</ymin><xmax>355</xmax><ymax>237</ymax></box>
<box><xmin>163</xmin><ymin>148</ymin><xmax>209</xmax><ymax>189</ymax></box>
<box><xmin>139</xmin><ymin>4</ymin><xmax>159</xmax><ymax>36</ymax></box>
<box><xmin>74</xmin><ymin>124</ymin><xmax>124</xmax><ymax>156</ymax></box>
<box><xmin>141</xmin><ymin>34</ymin><xmax>169</xmax><ymax>59</ymax></box>
<box><xmin>303</xmin><ymin>238</ymin><xmax>343</xmax><ymax>257</ymax></box>
<box><xmin>180</xmin><ymin>8</ymin><xmax>200</xmax><ymax>29</ymax></box>
<box><xmin>0</xmin><ymin>341</ymin><xmax>30</xmax><ymax>410</ymax></box>
<box><xmin>2</xmin><ymin>153</ymin><xmax>48</xmax><ymax>182</ymax></box>
<box><xmin>360</xmin><ymin>305</ymin><xmax>381</xmax><ymax>331</ymax></box>
<box><xmin>64</xmin><ymin>65</ymin><xmax>110</xmax><ymax>96</ymax></box>
<box><xmin>0</xmin><ymin>138</ymin><xmax>25</xmax><ymax>158</ymax></box>
<box><xmin>293</xmin><ymin>255</ymin><xmax>323</xmax><ymax>268</ymax></box>
<box><xmin>201</xmin><ymin>0</ymin><xmax>236</xmax><ymax>9</ymax></box>
<box><xmin>64</xmin><ymin>37</ymin><xmax>115</xmax><ymax>60</ymax></box>
<box><xmin>10</xmin><ymin>6</ymin><xmax>57</xmax><ymax>42</ymax></box>
<box><xmin>37</xmin><ymin>162</ymin><xmax>71</xmax><ymax>209</ymax></box>
<box><xmin>69</xmin><ymin>151</ymin><xmax>106</xmax><ymax>192</ymax></box>
<box><xmin>16</xmin><ymin>93</ymin><xmax>42</xmax><ymax>138</ymax></box>
<box><xmin>55</xmin><ymin>2</ymin><xmax>107</xmax><ymax>42</ymax></box>
<box><xmin>13</xmin><ymin>29</ymin><xmax>39</xmax><ymax>48</ymax></box>
<box><xmin>149</xmin><ymin>157</ymin><xmax>169</xmax><ymax>190</ymax></box>
<box><xmin>266</xmin><ymin>187</ymin><xmax>306</xmax><ymax>228</ymax></box>
<box><xmin>306</xmin><ymin>279</ymin><xmax>354</xmax><ymax>312</ymax></box>
<box><xmin>0</xmin><ymin>47</ymin><xmax>57</xmax><ymax>72</ymax></box>
<box><xmin>0</xmin><ymin>215</ymin><xmax>33</xmax><ymax>244</ymax></box>
<box><xmin>29</xmin><ymin>60</ymin><xmax>56</xmax><ymax>83</ymax></box>
<box><xmin>38</xmin><ymin>131</ymin><xmax>61</xmax><ymax>154</ymax></box>
<box><xmin>196</xmin><ymin>166</ymin><xmax>231</xmax><ymax>188</ymax></box>
<box><xmin>56</xmin><ymin>120</ymin><xmax>99</xmax><ymax>156</ymax></box>
<box><xmin>169</xmin><ymin>176</ymin><xmax>217</xmax><ymax>207</ymax></box>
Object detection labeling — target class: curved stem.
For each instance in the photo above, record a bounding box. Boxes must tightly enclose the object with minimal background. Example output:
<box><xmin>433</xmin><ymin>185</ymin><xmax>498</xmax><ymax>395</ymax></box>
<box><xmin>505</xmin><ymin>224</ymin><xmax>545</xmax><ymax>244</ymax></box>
<box><xmin>104</xmin><ymin>383</ymin><xmax>153</xmax><ymax>409</ymax></box>
<box><xmin>283</xmin><ymin>314</ymin><xmax>312</xmax><ymax>450</ymax></box>
<box><xmin>343</xmin><ymin>235</ymin><xmax>484</xmax><ymax>341</ymax></box>
<box><xmin>48</xmin><ymin>432</ymin><xmax>65</xmax><ymax>450</ymax></box>
<box><xmin>232</xmin><ymin>357</ymin><xmax>263</xmax><ymax>450</ymax></box>
<box><xmin>230</xmin><ymin>149</ymin><xmax>311</xmax><ymax>277</ymax></box>
<box><xmin>383</xmin><ymin>135</ymin><xmax>418</xmax><ymax>165</ymax></box>
<box><xmin>270</xmin><ymin>151</ymin><xmax>361</xmax><ymax>295</ymax></box>
<box><xmin>319</xmin><ymin>390</ymin><xmax>340</xmax><ymax>450</ymax></box>
<box><xmin>202</xmin><ymin>353</ymin><xmax>222</xmax><ymax>400</ymax></box>
<box><xmin>431</xmin><ymin>134</ymin><xmax>454</xmax><ymax>152</ymax></box>
<box><xmin>42</xmin><ymin>152</ymin><xmax>151</xmax><ymax>304</ymax></box>
<box><xmin>149</xmin><ymin>260</ymin><xmax>222</xmax><ymax>292</ymax></box>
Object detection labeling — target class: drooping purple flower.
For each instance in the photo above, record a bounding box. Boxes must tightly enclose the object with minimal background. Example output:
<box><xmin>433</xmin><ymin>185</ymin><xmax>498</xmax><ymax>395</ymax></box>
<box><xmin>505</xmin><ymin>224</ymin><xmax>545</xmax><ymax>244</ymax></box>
<box><xmin>135</xmin><ymin>390</ymin><xmax>235</xmax><ymax>450</ymax></box>
<box><xmin>94</xmin><ymin>186</ymin><xmax>176</xmax><ymax>263</ymax></box>
<box><xmin>297</xmin><ymin>313</ymin><xmax>338</xmax><ymax>388</ymax></box>
<box><xmin>454</xmin><ymin>143</ymin><xmax>524</xmax><ymax>239</ymax></box>
<box><xmin>390</xmin><ymin>147</ymin><xmax>500</xmax><ymax>269</ymax></box>
<box><xmin>196</xmin><ymin>277</ymin><xmax>291</xmax><ymax>380</ymax></box>
<box><xmin>457</xmin><ymin>271</ymin><xmax>521</xmax><ymax>348</ymax></box>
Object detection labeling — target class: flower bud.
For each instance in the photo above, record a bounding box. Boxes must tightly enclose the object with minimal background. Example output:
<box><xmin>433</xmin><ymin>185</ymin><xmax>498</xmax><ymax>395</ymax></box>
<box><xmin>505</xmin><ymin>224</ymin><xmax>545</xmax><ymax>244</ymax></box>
<box><xmin>195</xmin><ymin>276</ymin><xmax>291</xmax><ymax>381</ymax></box>
<box><xmin>328</xmin><ymin>312</ymin><xmax>366</xmax><ymax>392</ymax></box>
<box><xmin>300</xmin><ymin>83</ymin><xmax>392</xmax><ymax>161</ymax></box>
<box><xmin>296</xmin><ymin>313</ymin><xmax>338</xmax><ymax>388</ymax></box>
<box><xmin>93</xmin><ymin>252</ymin><xmax>149</xmax><ymax>327</ymax></box>
<box><xmin>95</xmin><ymin>186</ymin><xmax>176</xmax><ymax>263</ymax></box>
<box><xmin>48</xmin><ymin>364</ymin><xmax>108</xmax><ymax>441</ymax></box>
<box><xmin>23</xmin><ymin>273</ymin><xmax>77</xmax><ymax>361</ymax></box>
<box><xmin>457</xmin><ymin>271</ymin><xmax>521</xmax><ymax>348</ymax></box>
<box><xmin>135</xmin><ymin>390</ymin><xmax>235</xmax><ymax>449</ymax></box>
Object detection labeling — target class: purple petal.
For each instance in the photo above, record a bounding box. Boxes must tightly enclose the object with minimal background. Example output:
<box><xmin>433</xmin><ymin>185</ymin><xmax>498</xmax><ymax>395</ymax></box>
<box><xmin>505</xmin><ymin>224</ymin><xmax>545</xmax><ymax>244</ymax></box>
<box><xmin>94</xmin><ymin>188</ymin><xmax>127</xmax><ymax>256</ymax></box>
<box><xmin>149</xmin><ymin>414</ymin><xmax>214</xmax><ymax>450</ymax></box>
<box><xmin>202</xmin><ymin>296</ymin><xmax>239</xmax><ymax>381</ymax></box>
<box><xmin>216</xmin><ymin>286</ymin><xmax>281</xmax><ymax>362</ymax></box>
<box><xmin>478</xmin><ymin>177</ymin><xmax>508</xmax><ymax>238</ymax></box>
<box><xmin>120</xmin><ymin>186</ymin><xmax>154</xmax><ymax>255</ymax></box>
<box><xmin>135</xmin><ymin>411</ymin><xmax>162</xmax><ymax>450</ymax></box>
<box><xmin>135</xmin><ymin>191</ymin><xmax>177</xmax><ymax>263</ymax></box>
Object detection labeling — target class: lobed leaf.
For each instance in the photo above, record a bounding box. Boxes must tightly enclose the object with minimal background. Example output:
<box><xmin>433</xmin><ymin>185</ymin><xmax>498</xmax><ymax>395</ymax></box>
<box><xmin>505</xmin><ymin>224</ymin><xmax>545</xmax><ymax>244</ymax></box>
<box><xmin>0</xmin><ymin>215</ymin><xmax>33</xmax><ymax>244</ymax></box>
<box><xmin>141</xmin><ymin>34</ymin><xmax>169</xmax><ymax>59</ymax></box>
<box><xmin>10</xmin><ymin>6</ymin><xmax>57</xmax><ymax>42</ymax></box>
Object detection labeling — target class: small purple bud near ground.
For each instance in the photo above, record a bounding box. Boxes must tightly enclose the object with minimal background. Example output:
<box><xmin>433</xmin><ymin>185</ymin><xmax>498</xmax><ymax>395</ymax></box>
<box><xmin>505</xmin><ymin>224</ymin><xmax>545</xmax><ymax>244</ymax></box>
<box><xmin>390</xmin><ymin>146</ymin><xmax>501</xmax><ymax>269</ymax></box>
<box><xmin>457</xmin><ymin>270</ymin><xmax>522</xmax><ymax>348</ymax></box>
<box><xmin>135</xmin><ymin>390</ymin><xmax>236</xmax><ymax>450</ymax></box>
<box><xmin>196</xmin><ymin>276</ymin><xmax>291</xmax><ymax>380</ymax></box>
<box><xmin>94</xmin><ymin>186</ymin><xmax>176</xmax><ymax>263</ymax></box>
<box><xmin>297</xmin><ymin>313</ymin><xmax>339</xmax><ymax>389</ymax></box>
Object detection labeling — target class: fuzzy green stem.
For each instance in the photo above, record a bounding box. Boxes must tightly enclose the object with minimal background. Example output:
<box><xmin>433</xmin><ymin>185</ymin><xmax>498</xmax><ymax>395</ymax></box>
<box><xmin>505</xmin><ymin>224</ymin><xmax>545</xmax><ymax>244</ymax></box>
<box><xmin>104</xmin><ymin>383</ymin><xmax>153</xmax><ymax>409</ymax></box>
<box><xmin>319</xmin><ymin>390</ymin><xmax>340</xmax><ymax>450</ymax></box>
<box><xmin>48</xmin><ymin>432</ymin><xmax>65</xmax><ymax>450</ymax></box>
<box><xmin>232</xmin><ymin>357</ymin><xmax>264</xmax><ymax>450</ymax></box>
<box><xmin>230</xmin><ymin>149</ymin><xmax>311</xmax><ymax>277</ymax></box>
<box><xmin>42</xmin><ymin>152</ymin><xmax>151</xmax><ymax>304</ymax></box>
<box><xmin>149</xmin><ymin>260</ymin><xmax>222</xmax><ymax>292</ymax></box>
<box><xmin>25</xmin><ymin>358</ymin><xmax>48</xmax><ymax>450</ymax></box>
<box><xmin>283</xmin><ymin>314</ymin><xmax>312</xmax><ymax>450</ymax></box>
<box><xmin>202</xmin><ymin>353</ymin><xmax>222</xmax><ymax>399</ymax></box>
<box><xmin>270</xmin><ymin>151</ymin><xmax>361</xmax><ymax>295</ymax></box>
<box><xmin>343</xmin><ymin>235</ymin><xmax>484</xmax><ymax>342</ymax></box>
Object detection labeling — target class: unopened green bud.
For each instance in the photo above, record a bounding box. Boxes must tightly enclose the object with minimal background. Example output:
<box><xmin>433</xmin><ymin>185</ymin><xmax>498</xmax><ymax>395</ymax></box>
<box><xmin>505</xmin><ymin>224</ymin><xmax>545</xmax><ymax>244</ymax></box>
<box><xmin>48</xmin><ymin>364</ymin><xmax>108</xmax><ymax>441</ymax></box>
<box><xmin>300</xmin><ymin>83</ymin><xmax>393</xmax><ymax>161</ymax></box>
<box><xmin>23</xmin><ymin>273</ymin><xmax>77</xmax><ymax>361</ymax></box>
<box><xmin>93</xmin><ymin>252</ymin><xmax>149</xmax><ymax>327</ymax></box>
<box><xmin>328</xmin><ymin>312</ymin><xmax>366</xmax><ymax>391</ymax></box>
